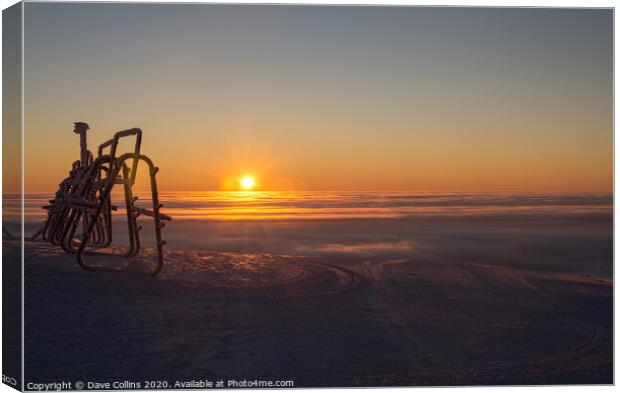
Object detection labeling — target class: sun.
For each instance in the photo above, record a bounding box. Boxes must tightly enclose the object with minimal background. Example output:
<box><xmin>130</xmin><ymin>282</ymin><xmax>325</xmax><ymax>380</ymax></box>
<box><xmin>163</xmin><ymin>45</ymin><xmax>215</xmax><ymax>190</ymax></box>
<box><xmin>240</xmin><ymin>176</ymin><xmax>256</xmax><ymax>190</ymax></box>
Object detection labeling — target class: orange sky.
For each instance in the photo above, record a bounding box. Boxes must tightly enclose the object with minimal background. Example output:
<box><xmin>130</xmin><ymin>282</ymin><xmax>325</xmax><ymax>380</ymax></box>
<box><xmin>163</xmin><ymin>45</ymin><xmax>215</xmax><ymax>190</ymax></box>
<box><xmin>12</xmin><ymin>5</ymin><xmax>613</xmax><ymax>194</ymax></box>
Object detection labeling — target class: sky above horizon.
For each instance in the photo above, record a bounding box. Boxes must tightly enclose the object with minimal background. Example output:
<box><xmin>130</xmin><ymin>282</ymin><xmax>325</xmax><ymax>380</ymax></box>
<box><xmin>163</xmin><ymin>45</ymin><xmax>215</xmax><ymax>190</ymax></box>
<box><xmin>20</xmin><ymin>4</ymin><xmax>612</xmax><ymax>193</ymax></box>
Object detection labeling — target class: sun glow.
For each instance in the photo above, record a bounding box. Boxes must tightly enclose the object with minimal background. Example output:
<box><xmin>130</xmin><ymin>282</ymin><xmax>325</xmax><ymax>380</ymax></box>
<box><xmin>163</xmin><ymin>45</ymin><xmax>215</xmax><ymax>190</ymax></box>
<box><xmin>240</xmin><ymin>176</ymin><xmax>256</xmax><ymax>190</ymax></box>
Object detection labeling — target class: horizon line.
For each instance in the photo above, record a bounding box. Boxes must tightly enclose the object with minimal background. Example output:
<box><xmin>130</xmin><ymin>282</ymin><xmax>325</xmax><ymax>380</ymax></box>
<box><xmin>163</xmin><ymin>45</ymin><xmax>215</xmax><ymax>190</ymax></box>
<box><xmin>9</xmin><ymin>189</ymin><xmax>615</xmax><ymax>196</ymax></box>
